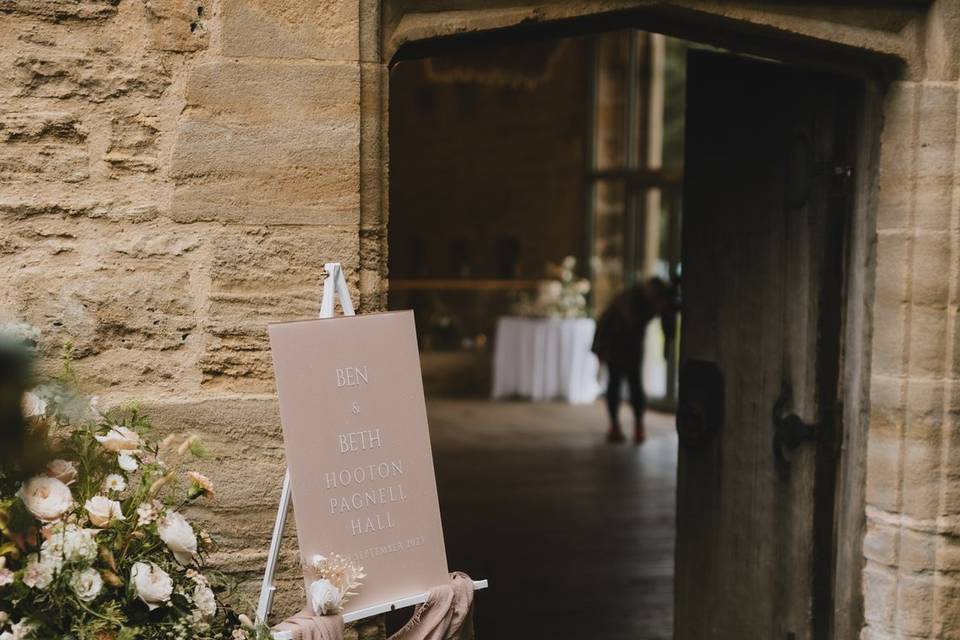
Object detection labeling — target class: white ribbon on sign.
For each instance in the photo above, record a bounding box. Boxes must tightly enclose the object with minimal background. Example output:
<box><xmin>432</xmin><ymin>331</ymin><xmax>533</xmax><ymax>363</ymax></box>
<box><xmin>319</xmin><ymin>262</ymin><xmax>355</xmax><ymax>318</ymax></box>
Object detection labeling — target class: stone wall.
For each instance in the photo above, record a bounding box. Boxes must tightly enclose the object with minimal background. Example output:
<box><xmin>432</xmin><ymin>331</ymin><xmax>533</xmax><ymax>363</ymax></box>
<box><xmin>0</xmin><ymin>0</ymin><xmax>384</xmax><ymax>618</ymax></box>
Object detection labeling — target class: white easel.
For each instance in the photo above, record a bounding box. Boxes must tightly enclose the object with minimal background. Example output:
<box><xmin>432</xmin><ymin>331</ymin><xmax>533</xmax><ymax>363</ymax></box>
<box><xmin>257</xmin><ymin>263</ymin><xmax>487</xmax><ymax>631</ymax></box>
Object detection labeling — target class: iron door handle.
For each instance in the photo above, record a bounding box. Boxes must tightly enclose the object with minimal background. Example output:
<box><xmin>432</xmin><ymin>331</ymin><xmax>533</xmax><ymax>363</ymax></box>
<box><xmin>772</xmin><ymin>381</ymin><xmax>817</xmax><ymax>480</ymax></box>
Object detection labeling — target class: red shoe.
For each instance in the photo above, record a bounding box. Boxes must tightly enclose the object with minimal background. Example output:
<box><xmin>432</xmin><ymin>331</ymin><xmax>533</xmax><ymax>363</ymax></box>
<box><xmin>634</xmin><ymin>426</ymin><xmax>646</xmax><ymax>445</ymax></box>
<box><xmin>607</xmin><ymin>426</ymin><xmax>626</xmax><ymax>443</ymax></box>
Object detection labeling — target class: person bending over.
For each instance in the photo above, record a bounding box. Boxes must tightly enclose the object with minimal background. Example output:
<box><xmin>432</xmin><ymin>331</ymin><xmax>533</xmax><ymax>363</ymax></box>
<box><xmin>591</xmin><ymin>278</ymin><xmax>678</xmax><ymax>444</ymax></box>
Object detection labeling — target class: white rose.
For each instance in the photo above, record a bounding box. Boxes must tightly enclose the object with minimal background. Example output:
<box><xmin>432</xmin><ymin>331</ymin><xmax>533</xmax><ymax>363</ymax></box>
<box><xmin>0</xmin><ymin>558</ymin><xmax>12</xmax><ymax>587</ymax></box>
<box><xmin>0</xmin><ymin>619</ymin><xmax>33</xmax><ymax>640</ymax></box>
<box><xmin>70</xmin><ymin>568</ymin><xmax>103</xmax><ymax>602</ymax></box>
<box><xmin>41</xmin><ymin>523</ymin><xmax>97</xmax><ymax>566</ymax></box>
<box><xmin>45</xmin><ymin>460</ymin><xmax>77</xmax><ymax>485</ymax></box>
<box><xmin>22</xmin><ymin>558</ymin><xmax>55</xmax><ymax>590</ymax></box>
<box><xmin>84</xmin><ymin>496</ymin><xmax>124</xmax><ymax>527</ymax></box>
<box><xmin>193</xmin><ymin>583</ymin><xmax>217</xmax><ymax>619</ymax></box>
<box><xmin>20</xmin><ymin>476</ymin><xmax>73</xmax><ymax>523</ymax></box>
<box><xmin>103</xmin><ymin>474</ymin><xmax>126</xmax><ymax>493</ymax></box>
<box><xmin>309</xmin><ymin>578</ymin><xmax>343</xmax><ymax>615</ymax></box>
<box><xmin>22</xmin><ymin>392</ymin><xmax>46</xmax><ymax>418</ymax></box>
<box><xmin>0</xmin><ymin>610</ymin><xmax>8</xmax><ymax>625</ymax></box>
<box><xmin>95</xmin><ymin>426</ymin><xmax>141</xmax><ymax>452</ymax></box>
<box><xmin>131</xmin><ymin>562</ymin><xmax>172</xmax><ymax>610</ymax></box>
<box><xmin>157</xmin><ymin>510</ymin><xmax>197</xmax><ymax>565</ymax></box>
<box><xmin>117</xmin><ymin>453</ymin><xmax>139</xmax><ymax>472</ymax></box>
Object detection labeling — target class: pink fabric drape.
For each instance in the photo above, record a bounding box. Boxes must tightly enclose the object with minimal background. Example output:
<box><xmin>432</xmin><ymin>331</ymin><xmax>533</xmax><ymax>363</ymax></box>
<box><xmin>272</xmin><ymin>609</ymin><xmax>344</xmax><ymax>640</ymax></box>
<box><xmin>272</xmin><ymin>572</ymin><xmax>475</xmax><ymax>640</ymax></box>
<box><xmin>389</xmin><ymin>571</ymin><xmax>475</xmax><ymax>640</ymax></box>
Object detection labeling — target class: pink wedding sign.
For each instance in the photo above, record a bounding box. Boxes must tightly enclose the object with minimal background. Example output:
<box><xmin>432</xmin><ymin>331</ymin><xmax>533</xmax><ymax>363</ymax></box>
<box><xmin>267</xmin><ymin>311</ymin><xmax>449</xmax><ymax>616</ymax></box>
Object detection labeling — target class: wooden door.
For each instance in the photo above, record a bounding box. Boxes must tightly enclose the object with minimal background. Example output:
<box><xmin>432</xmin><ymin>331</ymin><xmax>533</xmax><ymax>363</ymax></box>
<box><xmin>675</xmin><ymin>52</ymin><xmax>853</xmax><ymax>639</ymax></box>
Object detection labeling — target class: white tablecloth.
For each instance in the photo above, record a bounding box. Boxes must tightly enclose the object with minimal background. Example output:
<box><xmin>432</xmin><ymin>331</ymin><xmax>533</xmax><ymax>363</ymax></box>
<box><xmin>491</xmin><ymin>316</ymin><xmax>602</xmax><ymax>404</ymax></box>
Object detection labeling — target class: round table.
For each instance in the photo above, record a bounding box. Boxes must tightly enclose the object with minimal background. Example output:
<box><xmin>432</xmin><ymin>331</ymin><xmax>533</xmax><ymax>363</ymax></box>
<box><xmin>491</xmin><ymin>316</ymin><xmax>602</xmax><ymax>404</ymax></box>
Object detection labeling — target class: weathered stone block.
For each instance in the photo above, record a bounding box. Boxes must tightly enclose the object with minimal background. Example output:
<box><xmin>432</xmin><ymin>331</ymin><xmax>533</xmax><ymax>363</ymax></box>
<box><xmin>181</xmin><ymin>60</ymin><xmax>360</xmax><ymax>123</ymax></box>
<box><xmin>870</xmin><ymin>375</ymin><xmax>906</xmax><ymax>432</ymax></box>
<box><xmin>221</xmin><ymin>0</ymin><xmax>359</xmax><ymax>60</ymax></box>
<box><xmin>915</xmin><ymin>84</ymin><xmax>958</xmax><ymax>180</ymax></box>
<box><xmin>13</xmin><ymin>52</ymin><xmax>171</xmax><ymax>102</ymax></box>
<box><xmin>0</xmin><ymin>110</ymin><xmax>89</xmax><ymax>182</ymax></box>
<box><xmin>209</xmin><ymin>227</ymin><xmax>359</xmax><ymax>292</ymax></box>
<box><xmin>0</xmin><ymin>220</ymin><xmax>202</xmax><ymax>384</ymax></box>
<box><xmin>936</xmin><ymin>534</ymin><xmax>960</xmax><ymax>573</ymax></box>
<box><xmin>907</xmin><ymin>303</ymin><xmax>949</xmax><ymax>377</ymax></box>
<box><xmin>877</xmin><ymin>82</ymin><xmax>916</xmax><ymax>184</ymax></box>
<box><xmin>863</xmin><ymin>519</ymin><xmax>898</xmax><ymax>566</ymax></box>
<box><xmin>870</xmin><ymin>297</ymin><xmax>907</xmax><ymax>377</ymax></box>
<box><xmin>932</xmin><ymin>574</ymin><xmax>960</xmax><ymax>638</ymax></box>
<box><xmin>941</xmin><ymin>389</ymin><xmax>960</xmax><ymax>515</ymax></box>
<box><xmin>897</xmin><ymin>528</ymin><xmax>936</xmax><ymax>573</ymax></box>
<box><xmin>0</xmin><ymin>111</ymin><xmax>86</xmax><ymax>143</ymax></box>
<box><xmin>901</xmin><ymin>436</ymin><xmax>942</xmax><ymax>520</ymax></box>
<box><xmin>145</xmin><ymin>0</ymin><xmax>210</xmax><ymax>52</ymax></box>
<box><xmin>910</xmin><ymin>232</ymin><xmax>951</xmax><ymax>306</ymax></box>
<box><xmin>0</xmin><ymin>0</ymin><xmax>119</xmax><ymax>22</ymax></box>
<box><xmin>171</xmin><ymin>120</ymin><xmax>357</xmax><ymax>178</ymax></box>
<box><xmin>0</xmin><ymin>195</ymin><xmax>161</xmax><ymax>223</ymax></box>
<box><xmin>873</xmin><ymin>232</ymin><xmax>909</xmax><ymax>307</ymax></box>
<box><xmin>895</xmin><ymin>573</ymin><xmax>935</xmax><ymax>636</ymax></box>
<box><xmin>171</xmin><ymin>61</ymin><xmax>361</xmax><ymax>225</ymax></box>
<box><xmin>875</xmin><ymin>177</ymin><xmax>911</xmax><ymax>232</ymax></box>
<box><xmin>12</xmin><ymin>265</ymin><xmax>196</xmax><ymax>354</ymax></box>
<box><xmin>104</xmin><ymin>113</ymin><xmax>160</xmax><ymax>173</ymax></box>
<box><xmin>913</xmin><ymin>178</ymin><xmax>954</xmax><ymax>231</ymax></box>
<box><xmin>905</xmin><ymin>378</ymin><xmax>945</xmax><ymax>431</ymax></box>
<box><xmin>862</xmin><ymin>562</ymin><xmax>897</xmax><ymax>630</ymax></box>
<box><xmin>171</xmin><ymin>172</ymin><xmax>360</xmax><ymax>226</ymax></box>
<box><xmin>0</xmin><ymin>140</ymin><xmax>88</xmax><ymax>183</ymax></box>
<box><xmin>865</xmin><ymin>431</ymin><xmax>903</xmax><ymax>512</ymax></box>
<box><xmin>201</xmin><ymin>292</ymin><xmax>317</xmax><ymax>391</ymax></box>
<box><xmin>199</xmin><ymin>232</ymin><xmax>360</xmax><ymax>389</ymax></box>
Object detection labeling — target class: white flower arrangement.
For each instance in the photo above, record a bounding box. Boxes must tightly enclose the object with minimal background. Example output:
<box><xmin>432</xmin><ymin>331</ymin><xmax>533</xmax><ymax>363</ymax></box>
<box><xmin>305</xmin><ymin>554</ymin><xmax>365</xmax><ymax>616</ymax></box>
<box><xmin>513</xmin><ymin>255</ymin><xmax>591</xmax><ymax>319</ymax></box>
<box><xmin>0</xmin><ymin>325</ymin><xmax>273</xmax><ymax>640</ymax></box>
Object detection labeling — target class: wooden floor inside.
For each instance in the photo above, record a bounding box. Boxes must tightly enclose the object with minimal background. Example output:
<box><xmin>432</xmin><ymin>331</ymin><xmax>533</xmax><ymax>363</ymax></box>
<box><xmin>419</xmin><ymin>398</ymin><xmax>676</xmax><ymax>639</ymax></box>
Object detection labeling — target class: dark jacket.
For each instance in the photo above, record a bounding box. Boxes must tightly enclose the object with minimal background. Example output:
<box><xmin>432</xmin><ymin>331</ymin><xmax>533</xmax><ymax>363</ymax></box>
<box><xmin>592</xmin><ymin>281</ymin><xmax>677</xmax><ymax>369</ymax></box>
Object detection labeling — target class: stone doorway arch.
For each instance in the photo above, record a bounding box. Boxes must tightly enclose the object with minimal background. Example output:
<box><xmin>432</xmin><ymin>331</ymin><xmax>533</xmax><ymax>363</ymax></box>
<box><xmin>371</xmin><ymin>2</ymin><xmax>956</xmax><ymax>638</ymax></box>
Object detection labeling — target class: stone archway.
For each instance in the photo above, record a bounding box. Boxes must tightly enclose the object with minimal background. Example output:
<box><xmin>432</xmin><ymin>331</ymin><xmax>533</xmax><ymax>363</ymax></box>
<box><xmin>371</xmin><ymin>2</ymin><xmax>960</xmax><ymax>638</ymax></box>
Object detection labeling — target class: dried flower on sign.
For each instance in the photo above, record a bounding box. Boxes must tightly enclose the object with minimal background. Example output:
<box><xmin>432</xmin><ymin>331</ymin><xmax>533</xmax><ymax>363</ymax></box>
<box><xmin>304</xmin><ymin>553</ymin><xmax>366</xmax><ymax>615</ymax></box>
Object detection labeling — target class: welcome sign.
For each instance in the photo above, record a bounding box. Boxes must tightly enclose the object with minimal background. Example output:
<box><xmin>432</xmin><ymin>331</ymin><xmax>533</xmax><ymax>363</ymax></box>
<box><xmin>267</xmin><ymin>311</ymin><xmax>449</xmax><ymax>616</ymax></box>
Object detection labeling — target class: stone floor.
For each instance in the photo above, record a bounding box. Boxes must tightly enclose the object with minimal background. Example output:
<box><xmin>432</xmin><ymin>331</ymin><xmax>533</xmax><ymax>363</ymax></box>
<box><xmin>398</xmin><ymin>399</ymin><xmax>677</xmax><ymax>639</ymax></box>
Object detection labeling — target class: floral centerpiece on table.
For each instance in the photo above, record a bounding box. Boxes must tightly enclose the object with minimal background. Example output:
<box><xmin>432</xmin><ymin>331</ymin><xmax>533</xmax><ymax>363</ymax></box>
<box><xmin>512</xmin><ymin>256</ymin><xmax>591</xmax><ymax>319</ymax></box>
<box><xmin>0</xmin><ymin>326</ymin><xmax>270</xmax><ymax>640</ymax></box>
